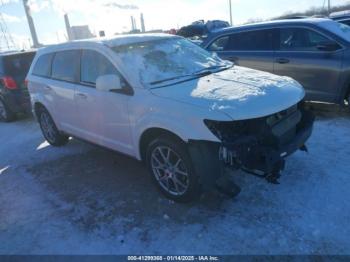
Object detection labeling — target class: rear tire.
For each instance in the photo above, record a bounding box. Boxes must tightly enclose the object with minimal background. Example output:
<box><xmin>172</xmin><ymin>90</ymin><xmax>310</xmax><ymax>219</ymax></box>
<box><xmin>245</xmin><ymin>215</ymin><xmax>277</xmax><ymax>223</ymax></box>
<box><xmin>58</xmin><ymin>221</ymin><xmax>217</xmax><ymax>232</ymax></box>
<box><xmin>146</xmin><ymin>135</ymin><xmax>201</xmax><ymax>203</ymax></box>
<box><xmin>37</xmin><ymin>107</ymin><xmax>69</xmax><ymax>146</ymax></box>
<box><xmin>0</xmin><ymin>98</ymin><xmax>15</xmax><ymax>122</ymax></box>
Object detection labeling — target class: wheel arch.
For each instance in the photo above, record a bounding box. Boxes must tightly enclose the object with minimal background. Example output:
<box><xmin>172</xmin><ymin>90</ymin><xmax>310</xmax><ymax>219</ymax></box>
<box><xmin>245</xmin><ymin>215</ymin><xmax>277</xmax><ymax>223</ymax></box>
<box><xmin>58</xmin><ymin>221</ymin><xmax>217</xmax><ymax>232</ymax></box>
<box><xmin>139</xmin><ymin>127</ymin><xmax>186</xmax><ymax>162</ymax></box>
<box><xmin>33</xmin><ymin>102</ymin><xmax>47</xmax><ymax>118</ymax></box>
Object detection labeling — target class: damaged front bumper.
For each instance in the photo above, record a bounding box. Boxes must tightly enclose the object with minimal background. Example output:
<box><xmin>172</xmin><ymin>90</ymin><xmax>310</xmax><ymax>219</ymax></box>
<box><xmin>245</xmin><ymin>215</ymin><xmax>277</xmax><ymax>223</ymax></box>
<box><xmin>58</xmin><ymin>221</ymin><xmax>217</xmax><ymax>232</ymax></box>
<box><xmin>218</xmin><ymin>108</ymin><xmax>314</xmax><ymax>176</ymax></box>
<box><xmin>188</xmin><ymin>102</ymin><xmax>315</xmax><ymax>190</ymax></box>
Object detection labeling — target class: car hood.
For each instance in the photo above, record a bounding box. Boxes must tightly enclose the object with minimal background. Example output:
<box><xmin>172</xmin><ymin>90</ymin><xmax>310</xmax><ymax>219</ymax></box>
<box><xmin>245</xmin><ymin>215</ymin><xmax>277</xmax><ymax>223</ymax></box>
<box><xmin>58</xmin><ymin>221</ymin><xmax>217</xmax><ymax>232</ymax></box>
<box><xmin>150</xmin><ymin>66</ymin><xmax>305</xmax><ymax>120</ymax></box>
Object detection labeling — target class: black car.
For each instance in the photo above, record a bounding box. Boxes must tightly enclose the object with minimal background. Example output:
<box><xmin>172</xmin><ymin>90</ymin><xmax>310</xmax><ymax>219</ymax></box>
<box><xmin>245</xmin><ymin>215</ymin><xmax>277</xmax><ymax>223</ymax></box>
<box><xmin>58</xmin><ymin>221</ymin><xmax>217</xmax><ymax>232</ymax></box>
<box><xmin>0</xmin><ymin>50</ymin><xmax>36</xmax><ymax>122</ymax></box>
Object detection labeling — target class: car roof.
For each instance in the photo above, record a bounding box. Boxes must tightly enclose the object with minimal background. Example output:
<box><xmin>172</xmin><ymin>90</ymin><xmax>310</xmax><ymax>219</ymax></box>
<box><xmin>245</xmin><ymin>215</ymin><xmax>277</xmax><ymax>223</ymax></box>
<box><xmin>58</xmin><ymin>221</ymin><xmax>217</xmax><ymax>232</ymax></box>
<box><xmin>330</xmin><ymin>10</ymin><xmax>350</xmax><ymax>19</ymax></box>
<box><xmin>210</xmin><ymin>18</ymin><xmax>335</xmax><ymax>35</ymax></box>
<box><xmin>0</xmin><ymin>50</ymin><xmax>36</xmax><ymax>57</ymax></box>
<box><xmin>36</xmin><ymin>33</ymin><xmax>179</xmax><ymax>55</ymax></box>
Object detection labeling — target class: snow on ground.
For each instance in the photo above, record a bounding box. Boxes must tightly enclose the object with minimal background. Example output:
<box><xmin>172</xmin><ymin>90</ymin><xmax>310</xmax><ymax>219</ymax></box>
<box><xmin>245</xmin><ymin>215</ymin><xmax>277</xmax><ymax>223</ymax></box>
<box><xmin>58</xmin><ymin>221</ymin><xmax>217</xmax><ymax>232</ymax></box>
<box><xmin>0</xmin><ymin>110</ymin><xmax>350</xmax><ymax>254</ymax></box>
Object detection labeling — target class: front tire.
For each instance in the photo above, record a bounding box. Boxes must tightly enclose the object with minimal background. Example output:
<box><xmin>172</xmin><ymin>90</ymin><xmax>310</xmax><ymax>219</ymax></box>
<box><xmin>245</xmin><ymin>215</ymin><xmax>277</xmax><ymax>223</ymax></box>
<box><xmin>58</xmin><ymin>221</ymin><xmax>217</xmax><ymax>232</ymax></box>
<box><xmin>0</xmin><ymin>98</ymin><xmax>15</xmax><ymax>122</ymax></box>
<box><xmin>37</xmin><ymin>107</ymin><xmax>69</xmax><ymax>146</ymax></box>
<box><xmin>146</xmin><ymin>135</ymin><xmax>201</xmax><ymax>202</ymax></box>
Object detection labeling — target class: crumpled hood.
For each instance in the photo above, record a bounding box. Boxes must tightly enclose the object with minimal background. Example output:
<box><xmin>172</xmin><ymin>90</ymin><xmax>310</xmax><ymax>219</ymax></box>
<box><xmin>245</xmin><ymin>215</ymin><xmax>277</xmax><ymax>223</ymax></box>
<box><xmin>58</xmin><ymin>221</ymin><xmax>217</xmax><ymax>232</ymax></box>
<box><xmin>151</xmin><ymin>66</ymin><xmax>305</xmax><ymax>120</ymax></box>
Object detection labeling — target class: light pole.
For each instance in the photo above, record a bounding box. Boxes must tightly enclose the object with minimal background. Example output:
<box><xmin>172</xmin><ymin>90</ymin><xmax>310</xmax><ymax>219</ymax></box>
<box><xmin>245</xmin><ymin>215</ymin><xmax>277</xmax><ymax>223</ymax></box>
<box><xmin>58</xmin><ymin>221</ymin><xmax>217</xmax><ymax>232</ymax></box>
<box><xmin>229</xmin><ymin>0</ymin><xmax>233</xmax><ymax>26</ymax></box>
<box><xmin>328</xmin><ymin>0</ymin><xmax>331</xmax><ymax>16</ymax></box>
<box><xmin>22</xmin><ymin>0</ymin><xmax>40</xmax><ymax>48</ymax></box>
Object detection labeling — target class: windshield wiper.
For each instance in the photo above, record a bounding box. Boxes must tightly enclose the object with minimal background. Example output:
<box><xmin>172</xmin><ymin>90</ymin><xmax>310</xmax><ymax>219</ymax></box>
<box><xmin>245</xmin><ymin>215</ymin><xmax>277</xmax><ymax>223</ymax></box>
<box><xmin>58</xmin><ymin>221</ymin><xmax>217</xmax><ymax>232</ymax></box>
<box><xmin>149</xmin><ymin>64</ymin><xmax>233</xmax><ymax>86</ymax></box>
<box><xmin>149</xmin><ymin>74</ymin><xmax>192</xmax><ymax>85</ymax></box>
<box><xmin>194</xmin><ymin>64</ymin><xmax>233</xmax><ymax>75</ymax></box>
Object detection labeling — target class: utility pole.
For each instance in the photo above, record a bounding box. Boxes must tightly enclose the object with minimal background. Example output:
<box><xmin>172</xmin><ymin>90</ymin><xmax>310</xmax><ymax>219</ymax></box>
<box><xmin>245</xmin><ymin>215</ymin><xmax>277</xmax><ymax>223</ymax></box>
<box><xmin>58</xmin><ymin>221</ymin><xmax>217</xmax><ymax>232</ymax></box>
<box><xmin>229</xmin><ymin>0</ymin><xmax>233</xmax><ymax>26</ymax></box>
<box><xmin>328</xmin><ymin>0</ymin><xmax>331</xmax><ymax>16</ymax></box>
<box><xmin>22</xmin><ymin>0</ymin><xmax>40</xmax><ymax>48</ymax></box>
<box><xmin>140</xmin><ymin>13</ymin><xmax>145</xmax><ymax>33</ymax></box>
<box><xmin>64</xmin><ymin>14</ymin><xmax>73</xmax><ymax>41</ymax></box>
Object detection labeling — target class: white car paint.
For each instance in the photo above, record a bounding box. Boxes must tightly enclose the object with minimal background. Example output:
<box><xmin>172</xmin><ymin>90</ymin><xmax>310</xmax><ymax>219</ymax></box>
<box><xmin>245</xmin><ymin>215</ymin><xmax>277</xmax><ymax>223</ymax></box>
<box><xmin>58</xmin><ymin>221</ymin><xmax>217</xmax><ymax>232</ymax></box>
<box><xmin>27</xmin><ymin>34</ymin><xmax>305</xmax><ymax>161</ymax></box>
<box><xmin>151</xmin><ymin>66</ymin><xmax>305</xmax><ymax>121</ymax></box>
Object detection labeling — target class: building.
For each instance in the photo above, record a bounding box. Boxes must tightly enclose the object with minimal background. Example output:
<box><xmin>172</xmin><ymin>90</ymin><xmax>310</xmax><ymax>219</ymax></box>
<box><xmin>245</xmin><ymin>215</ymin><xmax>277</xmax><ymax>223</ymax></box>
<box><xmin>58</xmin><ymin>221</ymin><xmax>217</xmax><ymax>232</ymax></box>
<box><xmin>70</xmin><ymin>25</ymin><xmax>95</xmax><ymax>40</ymax></box>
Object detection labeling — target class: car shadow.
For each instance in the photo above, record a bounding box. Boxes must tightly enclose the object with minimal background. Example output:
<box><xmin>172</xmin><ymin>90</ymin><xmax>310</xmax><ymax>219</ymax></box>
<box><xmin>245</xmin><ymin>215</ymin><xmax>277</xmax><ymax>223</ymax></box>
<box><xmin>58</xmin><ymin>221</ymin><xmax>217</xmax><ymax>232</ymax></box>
<box><xmin>26</xmin><ymin>139</ymin><xmax>230</xmax><ymax>233</ymax></box>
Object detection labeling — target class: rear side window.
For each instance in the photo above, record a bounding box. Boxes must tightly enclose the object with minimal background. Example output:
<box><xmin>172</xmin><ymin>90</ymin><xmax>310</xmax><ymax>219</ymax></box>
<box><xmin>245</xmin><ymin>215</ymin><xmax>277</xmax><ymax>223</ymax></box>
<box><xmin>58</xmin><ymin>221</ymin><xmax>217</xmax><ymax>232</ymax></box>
<box><xmin>209</xmin><ymin>29</ymin><xmax>274</xmax><ymax>51</ymax></box>
<box><xmin>51</xmin><ymin>50</ymin><xmax>80</xmax><ymax>82</ymax></box>
<box><xmin>32</xmin><ymin>53</ymin><xmax>53</xmax><ymax>77</ymax></box>
<box><xmin>80</xmin><ymin>50</ymin><xmax>125</xmax><ymax>86</ymax></box>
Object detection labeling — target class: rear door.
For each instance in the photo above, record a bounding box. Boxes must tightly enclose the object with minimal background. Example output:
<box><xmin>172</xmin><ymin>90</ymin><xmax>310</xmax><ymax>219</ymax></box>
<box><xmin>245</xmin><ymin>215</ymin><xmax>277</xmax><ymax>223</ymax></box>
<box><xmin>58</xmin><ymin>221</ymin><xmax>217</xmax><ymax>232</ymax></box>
<box><xmin>49</xmin><ymin>50</ymin><xmax>80</xmax><ymax>132</ymax></box>
<box><xmin>207</xmin><ymin>29</ymin><xmax>275</xmax><ymax>72</ymax></box>
<box><xmin>273</xmin><ymin>27</ymin><xmax>343</xmax><ymax>102</ymax></box>
<box><xmin>75</xmin><ymin>49</ymin><xmax>133</xmax><ymax>155</ymax></box>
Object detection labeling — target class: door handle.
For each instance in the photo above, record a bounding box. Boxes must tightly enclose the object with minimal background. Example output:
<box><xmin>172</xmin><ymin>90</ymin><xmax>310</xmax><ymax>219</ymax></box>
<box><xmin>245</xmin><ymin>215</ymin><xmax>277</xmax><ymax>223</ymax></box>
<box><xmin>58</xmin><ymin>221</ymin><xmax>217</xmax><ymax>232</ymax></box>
<box><xmin>76</xmin><ymin>93</ymin><xmax>87</xmax><ymax>99</ymax></box>
<box><xmin>44</xmin><ymin>86</ymin><xmax>52</xmax><ymax>91</ymax></box>
<box><xmin>276</xmin><ymin>58</ymin><xmax>290</xmax><ymax>64</ymax></box>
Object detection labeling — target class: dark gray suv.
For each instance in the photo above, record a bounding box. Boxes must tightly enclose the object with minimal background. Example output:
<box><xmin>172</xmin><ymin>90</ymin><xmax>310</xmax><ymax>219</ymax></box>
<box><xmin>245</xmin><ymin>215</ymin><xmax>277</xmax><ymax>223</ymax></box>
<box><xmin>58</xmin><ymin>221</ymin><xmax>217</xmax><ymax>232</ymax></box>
<box><xmin>202</xmin><ymin>18</ymin><xmax>350</xmax><ymax>106</ymax></box>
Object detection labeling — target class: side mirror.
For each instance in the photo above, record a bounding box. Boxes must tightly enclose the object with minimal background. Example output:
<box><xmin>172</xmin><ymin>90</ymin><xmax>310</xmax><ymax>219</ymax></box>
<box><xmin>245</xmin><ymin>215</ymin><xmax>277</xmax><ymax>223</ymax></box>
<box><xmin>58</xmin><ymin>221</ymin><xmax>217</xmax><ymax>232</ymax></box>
<box><xmin>96</xmin><ymin>74</ymin><xmax>122</xmax><ymax>92</ymax></box>
<box><xmin>317</xmin><ymin>41</ymin><xmax>340</xmax><ymax>52</ymax></box>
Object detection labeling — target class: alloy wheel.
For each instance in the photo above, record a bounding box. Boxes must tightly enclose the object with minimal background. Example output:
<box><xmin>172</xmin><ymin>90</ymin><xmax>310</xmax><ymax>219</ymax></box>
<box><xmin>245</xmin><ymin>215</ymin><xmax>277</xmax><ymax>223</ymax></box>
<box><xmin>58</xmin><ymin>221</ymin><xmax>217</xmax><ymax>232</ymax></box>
<box><xmin>151</xmin><ymin>146</ymin><xmax>190</xmax><ymax>196</ymax></box>
<box><xmin>40</xmin><ymin>111</ymin><xmax>57</xmax><ymax>143</ymax></box>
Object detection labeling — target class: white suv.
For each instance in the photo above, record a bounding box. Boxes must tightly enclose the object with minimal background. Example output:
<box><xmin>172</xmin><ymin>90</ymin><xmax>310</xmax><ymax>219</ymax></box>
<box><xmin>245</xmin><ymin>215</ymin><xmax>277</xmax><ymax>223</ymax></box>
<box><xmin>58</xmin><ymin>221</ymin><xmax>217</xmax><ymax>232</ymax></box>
<box><xmin>27</xmin><ymin>34</ymin><xmax>314</xmax><ymax>202</ymax></box>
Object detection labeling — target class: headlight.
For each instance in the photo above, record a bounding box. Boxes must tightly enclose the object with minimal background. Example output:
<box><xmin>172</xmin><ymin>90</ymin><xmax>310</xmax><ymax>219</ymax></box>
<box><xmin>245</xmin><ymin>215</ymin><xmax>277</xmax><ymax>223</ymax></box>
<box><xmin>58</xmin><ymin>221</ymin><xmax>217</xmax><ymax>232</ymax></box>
<box><xmin>203</xmin><ymin>119</ymin><xmax>248</xmax><ymax>141</ymax></box>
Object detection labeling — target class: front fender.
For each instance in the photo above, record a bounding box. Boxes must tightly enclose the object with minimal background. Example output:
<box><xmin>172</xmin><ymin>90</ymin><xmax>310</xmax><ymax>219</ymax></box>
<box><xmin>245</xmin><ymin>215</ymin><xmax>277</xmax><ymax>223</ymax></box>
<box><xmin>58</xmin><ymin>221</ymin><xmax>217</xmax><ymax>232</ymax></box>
<box><xmin>129</xmin><ymin>93</ymin><xmax>231</xmax><ymax>160</ymax></box>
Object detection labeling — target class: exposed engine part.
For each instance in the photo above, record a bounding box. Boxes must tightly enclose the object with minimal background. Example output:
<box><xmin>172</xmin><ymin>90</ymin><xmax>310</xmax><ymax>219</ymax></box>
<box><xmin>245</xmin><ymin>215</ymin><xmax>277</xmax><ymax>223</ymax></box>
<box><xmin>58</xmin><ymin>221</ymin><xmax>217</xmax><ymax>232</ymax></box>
<box><xmin>205</xmin><ymin>102</ymin><xmax>315</xmax><ymax>181</ymax></box>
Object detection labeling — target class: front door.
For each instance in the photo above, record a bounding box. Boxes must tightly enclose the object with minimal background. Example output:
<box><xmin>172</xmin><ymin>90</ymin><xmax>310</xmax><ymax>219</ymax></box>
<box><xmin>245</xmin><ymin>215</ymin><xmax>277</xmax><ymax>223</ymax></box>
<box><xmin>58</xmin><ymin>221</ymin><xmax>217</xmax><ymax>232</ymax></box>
<box><xmin>273</xmin><ymin>27</ymin><xmax>343</xmax><ymax>102</ymax></box>
<box><xmin>75</xmin><ymin>49</ymin><xmax>133</xmax><ymax>156</ymax></box>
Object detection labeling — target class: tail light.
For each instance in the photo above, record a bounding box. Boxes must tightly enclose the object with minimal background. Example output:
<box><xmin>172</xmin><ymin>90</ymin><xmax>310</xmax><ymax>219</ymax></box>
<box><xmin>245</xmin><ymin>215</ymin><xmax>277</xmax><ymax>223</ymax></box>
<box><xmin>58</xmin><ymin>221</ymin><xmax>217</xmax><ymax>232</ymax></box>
<box><xmin>1</xmin><ymin>76</ymin><xmax>17</xmax><ymax>90</ymax></box>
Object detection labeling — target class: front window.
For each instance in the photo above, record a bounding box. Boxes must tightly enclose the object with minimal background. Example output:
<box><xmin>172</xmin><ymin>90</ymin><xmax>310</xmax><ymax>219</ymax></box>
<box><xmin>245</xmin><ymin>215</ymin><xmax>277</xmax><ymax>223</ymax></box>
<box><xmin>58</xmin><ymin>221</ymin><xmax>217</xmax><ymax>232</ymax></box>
<box><xmin>80</xmin><ymin>50</ymin><xmax>127</xmax><ymax>88</ymax></box>
<box><xmin>279</xmin><ymin>28</ymin><xmax>334</xmax><ymax>51</ymax></box>
<box><xmin>112</xmin><ymin>37</ymin><xmax>231</xmax><ymax>87</ymax></box>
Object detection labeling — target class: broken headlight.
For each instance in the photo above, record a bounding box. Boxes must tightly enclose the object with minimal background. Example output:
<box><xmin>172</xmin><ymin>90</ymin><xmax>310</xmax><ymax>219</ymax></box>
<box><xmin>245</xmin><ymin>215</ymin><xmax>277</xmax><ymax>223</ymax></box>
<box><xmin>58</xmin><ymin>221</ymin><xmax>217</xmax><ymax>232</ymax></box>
<box><xmin>204</xmin><ymin>119</ymin><xmax>248</xmax><ymax>141</ymax></box>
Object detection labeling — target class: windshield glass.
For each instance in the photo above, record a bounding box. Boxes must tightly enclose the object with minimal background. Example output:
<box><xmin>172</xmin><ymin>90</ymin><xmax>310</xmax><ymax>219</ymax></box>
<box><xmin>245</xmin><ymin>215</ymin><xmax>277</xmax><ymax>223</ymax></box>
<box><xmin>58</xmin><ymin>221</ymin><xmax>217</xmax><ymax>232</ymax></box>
<box><xmin>319</xmin><ymin>20</ymin><xmax>350</xmax><ymax>42</ymax></box>
<box><xmin>112</xmin><ymin>37</ymin><xmax>231</xmax><ymax>87</ymax></box>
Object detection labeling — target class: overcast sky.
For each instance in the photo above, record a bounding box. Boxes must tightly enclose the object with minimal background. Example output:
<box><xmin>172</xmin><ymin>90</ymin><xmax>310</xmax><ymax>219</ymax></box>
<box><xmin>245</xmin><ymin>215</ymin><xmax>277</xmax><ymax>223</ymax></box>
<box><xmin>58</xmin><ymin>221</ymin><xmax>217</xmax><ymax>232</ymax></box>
<box><xmin>1</xmin><ymin>0</ymin><xmax>349</xmax><ymax>49</ymax></box>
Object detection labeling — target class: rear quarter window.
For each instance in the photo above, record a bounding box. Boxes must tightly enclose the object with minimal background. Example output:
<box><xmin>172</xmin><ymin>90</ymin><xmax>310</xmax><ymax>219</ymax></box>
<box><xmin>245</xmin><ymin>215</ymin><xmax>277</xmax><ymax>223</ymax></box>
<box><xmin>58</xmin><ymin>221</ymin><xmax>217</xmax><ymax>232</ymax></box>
<box><xmin>32</xmin><ymin>53</ymin><xmax>54</xmax><ymax>77</ymax></box>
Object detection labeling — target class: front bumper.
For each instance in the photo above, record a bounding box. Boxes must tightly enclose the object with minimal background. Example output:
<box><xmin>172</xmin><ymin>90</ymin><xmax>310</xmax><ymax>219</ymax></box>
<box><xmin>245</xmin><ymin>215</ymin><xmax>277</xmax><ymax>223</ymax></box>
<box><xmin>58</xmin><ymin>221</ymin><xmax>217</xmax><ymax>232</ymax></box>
<box><xmin>219</xmin><ymin>108</ymin><xmax>314</xmax><ymax>175</ymax></box>
<box><xmin>188</xmin><ymin>104</ymin><xmax>314</xmax><ymax>190</ymax></box>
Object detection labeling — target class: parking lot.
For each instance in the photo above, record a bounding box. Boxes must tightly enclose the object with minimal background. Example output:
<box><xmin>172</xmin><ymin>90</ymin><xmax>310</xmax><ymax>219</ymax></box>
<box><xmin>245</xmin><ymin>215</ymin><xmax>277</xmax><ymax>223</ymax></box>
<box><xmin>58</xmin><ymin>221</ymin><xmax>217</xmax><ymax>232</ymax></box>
<box><xmin>0</xmin><ymin>105</ymin><xmax>349</xmax><ymax>254</ymax></box>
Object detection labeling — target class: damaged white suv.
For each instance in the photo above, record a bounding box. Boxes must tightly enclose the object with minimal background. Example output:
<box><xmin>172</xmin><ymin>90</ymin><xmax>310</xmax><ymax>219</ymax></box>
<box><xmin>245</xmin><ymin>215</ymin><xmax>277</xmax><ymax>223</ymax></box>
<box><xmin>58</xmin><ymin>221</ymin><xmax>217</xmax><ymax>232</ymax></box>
<box><xmin>27</xmin><ymin>34</ymin><xmax>314</xmax><ymax>202</ymax></box>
